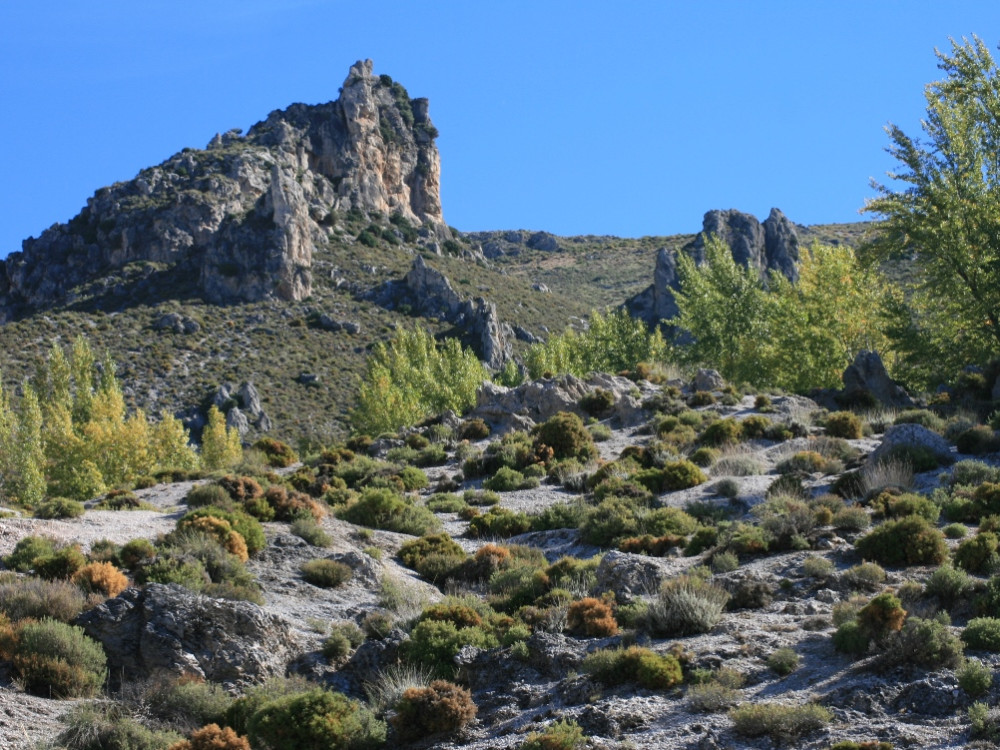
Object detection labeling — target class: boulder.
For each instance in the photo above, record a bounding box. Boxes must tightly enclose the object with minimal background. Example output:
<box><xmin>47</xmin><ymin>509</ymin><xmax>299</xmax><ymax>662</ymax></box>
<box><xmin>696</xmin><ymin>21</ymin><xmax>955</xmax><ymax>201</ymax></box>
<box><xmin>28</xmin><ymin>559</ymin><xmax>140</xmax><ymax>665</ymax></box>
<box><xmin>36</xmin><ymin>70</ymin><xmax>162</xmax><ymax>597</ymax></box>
<box><xmin>526</xmin><ymin>231</ymin><xmax>560</xmax><ymax>252</ymax></box>
<box><xmin>842</xmin><ymin>350</ymin><xmax>914</xmax><ymax>408</ymax></box>
<box><xmin>694</xmin><ymin>368</ymin><xmax>725</xmax><ymax>392</ymax></box>
<box><xmin>593</xmin><ymin>550</ymin><xmax>675</xmax><ymax>602</ymax></box>
<box><xmin>870</xmin><ymin>423</ymin><xmax>953</xmax><ymax>466</ymax></box>
<box><xmin>76</xmin><ymin>584</ymin><xmax>301</xmax><ymax>687</ymax></box>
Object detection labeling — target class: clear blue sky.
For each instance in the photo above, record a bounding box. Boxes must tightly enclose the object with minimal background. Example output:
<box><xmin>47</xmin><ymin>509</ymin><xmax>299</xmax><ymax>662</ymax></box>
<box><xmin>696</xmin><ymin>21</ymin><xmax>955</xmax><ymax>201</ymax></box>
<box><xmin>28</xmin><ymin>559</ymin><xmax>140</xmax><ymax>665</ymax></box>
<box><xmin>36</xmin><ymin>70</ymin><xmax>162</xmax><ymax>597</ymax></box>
<box><xmin>2</xmin><ymin>1</ymin><xmax>999</xmax><ymax>257</ymax></box>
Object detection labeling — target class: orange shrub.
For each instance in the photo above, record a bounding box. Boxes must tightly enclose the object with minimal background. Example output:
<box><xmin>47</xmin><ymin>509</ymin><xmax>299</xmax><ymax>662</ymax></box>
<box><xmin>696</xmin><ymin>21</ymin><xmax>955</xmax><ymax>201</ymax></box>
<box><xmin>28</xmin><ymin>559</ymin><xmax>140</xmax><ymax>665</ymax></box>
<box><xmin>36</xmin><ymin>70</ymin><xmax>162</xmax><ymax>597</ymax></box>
<box><xmin>566</xmin><ymin>597</ymin><xmax>618</xmax><ymax>637</ymax></box>
<box><xmin>73</xmin><ymin>561</ymin><xmax>129</xmax><ymax>597</ymax></box>
<box><xmin>169</xmin><ymin>724</ymin><xmax>250</xmax><ymax>750</ymax></box>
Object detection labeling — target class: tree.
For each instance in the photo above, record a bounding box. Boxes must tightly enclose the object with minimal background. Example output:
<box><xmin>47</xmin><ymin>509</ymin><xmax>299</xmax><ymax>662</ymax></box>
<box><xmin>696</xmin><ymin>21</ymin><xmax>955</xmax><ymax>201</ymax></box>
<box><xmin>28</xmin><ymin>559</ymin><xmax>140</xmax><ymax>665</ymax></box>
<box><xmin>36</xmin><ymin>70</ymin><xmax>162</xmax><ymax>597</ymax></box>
<box><xmin>863</xmin><ymin>35</ymin><xmax>1000</xmax><ymax>386</ymax></box>
<box><xmin>201</xmin><ymin>405</ymin><xmax>243</xmax><ymax>470</ymax></box>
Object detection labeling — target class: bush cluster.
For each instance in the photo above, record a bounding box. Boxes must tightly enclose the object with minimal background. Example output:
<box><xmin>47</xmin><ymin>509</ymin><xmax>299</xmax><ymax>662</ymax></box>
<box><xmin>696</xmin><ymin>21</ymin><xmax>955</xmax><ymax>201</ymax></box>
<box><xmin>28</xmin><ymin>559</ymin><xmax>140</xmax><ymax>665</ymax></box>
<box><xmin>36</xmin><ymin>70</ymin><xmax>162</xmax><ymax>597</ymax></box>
<box><xmin>582</xmin><ymin>645</ymin><xmax>683</xmax><ymax>689</ymax></box>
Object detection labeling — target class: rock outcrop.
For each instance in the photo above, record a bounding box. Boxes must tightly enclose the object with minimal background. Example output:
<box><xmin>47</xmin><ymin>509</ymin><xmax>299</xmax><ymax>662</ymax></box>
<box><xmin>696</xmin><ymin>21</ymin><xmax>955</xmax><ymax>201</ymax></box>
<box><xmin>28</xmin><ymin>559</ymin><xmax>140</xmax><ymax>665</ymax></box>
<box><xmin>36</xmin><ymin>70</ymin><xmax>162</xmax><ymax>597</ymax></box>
<box><xmin>842</xmin><ymin>350</ymin><xmax>914</xmax><ymax>408</ymax></box>
<box><xmin>76</xmin><ymin>583</ymin><xmax>300</xmax><ymax>687</ymax></box>
<box><xmin>375</xmin><ymin>255</ymin><xmax>514</xmax><ymax>370</ymax></box>
<box><xmin>0</xmin><ymin>60</ymin><xmax>445</xmax><ymax>320</ymax></box>
<box><xmin>626</xmin><ymin>208</ymin><xmax>800</xmax><ymax>326</ymax></box>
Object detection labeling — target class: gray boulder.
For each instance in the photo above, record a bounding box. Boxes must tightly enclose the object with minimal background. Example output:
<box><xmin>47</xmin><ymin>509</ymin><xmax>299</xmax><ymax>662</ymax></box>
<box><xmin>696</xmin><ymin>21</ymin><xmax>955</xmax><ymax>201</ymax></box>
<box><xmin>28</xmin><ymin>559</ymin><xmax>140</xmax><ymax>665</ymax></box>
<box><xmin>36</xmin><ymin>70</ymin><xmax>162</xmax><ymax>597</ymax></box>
<box><xmin>870</xmin><ymin>423</ymin><xmax>953</xmax><ymax>466</ymax></box>
<box><xmin>76</xmin><ymin>584</ymin><xmax>301</xmax><ymax>687</ymax></box>
<box><xmin>694</xmin><ymin>368</ymin><xmax>725</xmax><ymax>392</ymax></box>
<box><xmin>843</xmin><ymin>350</ymin><xmax>914</xmax><ymax>407</ymax></box>
<box><xmin>594</xmin><ymin>550</ymin><xmax>675</xmax><ymax>603</ymax></box>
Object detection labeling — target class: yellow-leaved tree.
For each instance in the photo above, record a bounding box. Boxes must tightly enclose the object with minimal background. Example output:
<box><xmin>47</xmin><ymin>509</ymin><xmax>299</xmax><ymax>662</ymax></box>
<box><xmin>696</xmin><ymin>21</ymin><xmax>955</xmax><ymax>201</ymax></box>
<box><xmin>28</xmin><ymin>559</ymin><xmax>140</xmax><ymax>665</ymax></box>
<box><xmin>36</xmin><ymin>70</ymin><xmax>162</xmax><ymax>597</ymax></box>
<box><xmin>200</xmin><ymin>405</ymin><xmax>243</xmax><ymax>471</ymax></box>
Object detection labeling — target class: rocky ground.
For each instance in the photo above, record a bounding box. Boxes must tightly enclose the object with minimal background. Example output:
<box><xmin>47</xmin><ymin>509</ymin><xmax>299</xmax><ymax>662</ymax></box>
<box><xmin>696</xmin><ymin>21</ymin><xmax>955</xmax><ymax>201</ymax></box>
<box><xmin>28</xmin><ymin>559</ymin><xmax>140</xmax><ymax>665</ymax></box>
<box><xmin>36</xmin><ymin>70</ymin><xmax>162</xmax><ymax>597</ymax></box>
<box><xmin>1</xmin><ymin>373</ymin><xmax>997</xmax><ymax>749</ymax></box>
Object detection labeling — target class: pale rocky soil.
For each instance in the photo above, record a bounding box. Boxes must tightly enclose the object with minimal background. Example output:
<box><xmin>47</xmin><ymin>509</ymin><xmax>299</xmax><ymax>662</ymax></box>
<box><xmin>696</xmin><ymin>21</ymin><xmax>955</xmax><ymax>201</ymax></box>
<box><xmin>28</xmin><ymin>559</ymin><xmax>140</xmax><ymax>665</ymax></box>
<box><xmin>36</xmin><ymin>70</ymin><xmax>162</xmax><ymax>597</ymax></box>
<box><xmin>0</xmin><ymin>390</ymin><xmax>995</xmax><ymax>749</ymax></box>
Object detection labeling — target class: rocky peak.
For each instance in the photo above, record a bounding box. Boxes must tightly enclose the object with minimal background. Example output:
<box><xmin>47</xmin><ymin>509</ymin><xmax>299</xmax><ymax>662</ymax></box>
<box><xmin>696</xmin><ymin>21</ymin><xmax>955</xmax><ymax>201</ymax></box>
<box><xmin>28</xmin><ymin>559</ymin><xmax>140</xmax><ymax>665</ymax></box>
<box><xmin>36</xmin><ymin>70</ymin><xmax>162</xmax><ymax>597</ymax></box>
<box><xmin>0</xmin><ymin>60</ymin><xmax>445</xmax><ymax>321</ymax></box>
<box><xmin>626</xmin><ymin>208</ymin><xmax>800</xmax><ymax>327</ymax></box>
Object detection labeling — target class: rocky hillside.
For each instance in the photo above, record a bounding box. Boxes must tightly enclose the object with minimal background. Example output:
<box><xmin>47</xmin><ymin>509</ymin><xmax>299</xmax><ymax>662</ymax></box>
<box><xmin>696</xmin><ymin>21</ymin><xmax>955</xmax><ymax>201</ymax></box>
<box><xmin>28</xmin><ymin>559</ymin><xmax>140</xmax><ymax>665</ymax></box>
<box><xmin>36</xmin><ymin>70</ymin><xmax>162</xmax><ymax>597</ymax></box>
<box><xmin>2</xmin><ymin>369</ymin><xmax>999</xmax><ymax>749</ymax></box>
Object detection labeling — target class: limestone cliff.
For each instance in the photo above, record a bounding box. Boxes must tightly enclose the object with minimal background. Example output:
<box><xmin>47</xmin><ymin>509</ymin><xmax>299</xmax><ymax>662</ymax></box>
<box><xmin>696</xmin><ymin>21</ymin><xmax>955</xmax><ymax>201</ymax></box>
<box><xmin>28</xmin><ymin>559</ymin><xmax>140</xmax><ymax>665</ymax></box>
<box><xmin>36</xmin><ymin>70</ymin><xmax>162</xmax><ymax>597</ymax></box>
<box><xmin>0</xmin><ymin>59</ymin><xmax>445</xmax><ymax>320</ymax></box>
<box><xmin>626</xmin><ymin>208</ymin><xmax>800</xmax><ymax>326</ymax></box>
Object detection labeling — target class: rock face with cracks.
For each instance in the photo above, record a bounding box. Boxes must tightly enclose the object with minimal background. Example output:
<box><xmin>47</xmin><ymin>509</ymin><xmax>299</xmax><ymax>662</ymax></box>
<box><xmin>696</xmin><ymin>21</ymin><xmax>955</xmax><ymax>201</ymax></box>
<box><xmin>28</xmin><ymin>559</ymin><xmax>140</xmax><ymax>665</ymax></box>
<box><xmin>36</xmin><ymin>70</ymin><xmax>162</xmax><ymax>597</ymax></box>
<box><xmin>0</xmin><ymin>59</ymin><xmax>445</xmax><ymax>319</ymax></box>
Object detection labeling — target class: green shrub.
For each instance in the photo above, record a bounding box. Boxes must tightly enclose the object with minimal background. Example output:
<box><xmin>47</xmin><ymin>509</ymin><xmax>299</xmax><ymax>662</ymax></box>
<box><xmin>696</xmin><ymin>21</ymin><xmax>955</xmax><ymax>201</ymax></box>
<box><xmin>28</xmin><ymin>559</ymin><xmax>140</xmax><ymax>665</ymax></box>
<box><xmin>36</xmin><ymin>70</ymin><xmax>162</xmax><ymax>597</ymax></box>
<box><xmin>636</xmin><ymin>460</ymin><xmax>707</xmax><ymax>492</ymax></box>
<box><xmin>957</xmin><ymin>425</ymin><xmax>1000</xmax><ymax>455</ymax></box>
<box><xmin>136</xmin><ymin>555</ymin><xmax>210</xmax><ymax>591</ymax></box>
<box><xmin>766</xmin><ymin>647</ymin><xmax>800</xmax><ymax>676</ymax></box>
<box><xmin>802</xmin><ymin>555</ymin><xmax>835</xmax><ymax>578</ymax></box>
<box><xmin>833</xmin><ymin>620</ymin><xmax>870</xmax><ymax>655</ymax></box>
<box><xmin>924</xmin><ymin>564</ymin><xmax>973</xmax><ymax>608</ymax></box>
<box><xmin>876</xmin><ymin>614</ymin><xmax>964</xmax><ymax>670</ymax></box>
<box><xmin>699</xmin><ymin>418</ymin><xmax>743</xmax><ymax>446</ymax></box>
<box><xmin>870</xmin><ymin>490</ymin><xmax>940</xmax><ymax>523</ymax></box>
<box><xmin>950</xmin><ymin>460</ymin><xmax>1000</xmax><ymax>486</ymax></box>
<box><xmin>970</xmin><ymin>701</ymin><xmax>1000</xmax><ymax>741</ymax></box>
<box><xmin>120</xmin><ymin>538</ymin><xmax>156</xmax><ymax>569</ymax></box>
<box><xmin>458</xmin><ymin>419</ymin><xmax>490</xmax><ymax>440</ymax></box>
<box><xmin>729</xmin><ymin>702</ymin><xmax>832</xmax><ymax>742</ymax></box>
<box><xmin>521</xmin><ymin>719</ymin><xmax>587</xmax><ymax>750</ymax></box>
<box><xmin>685</xmin><ymin>667</ymin><xmax>745</xmax><ymax>713</ymax></box>
<box><xmin>140</xmin><ymin>675</ymin><xmax>234</xmax><ymax>734</ymax></box>
<box><xmin>34</xmin><ymin>497</ymin><xmax>85</xmax><ymax>519</ymax></box>
<box><xmin>956</xmin><ymin>531</ymin><xmax>1000</xmax><ymax>573</ymax></box>
<box><xmin>338</xmin><ymin>488</ymin><xmax>441</xmax><ymax>536</ymax></box>
<box><xmin>963</xmin><ymin>617</ymin><xmax>1000</xmax><ymax>651</ymax></box>
<box><xmin>857</xmin><ymin>593</ymin><xmax>906</xmax><ymax>638</ymax></box>
<box><xmin>402</xmin><ymin>619</ymin><xmax>496</xmax><ymax>678</ymax></box>
<box><xmin>690</xmin><ymin>390</ymin><xmax>716</xmax><ymax>406</ymax></box>
<box><xmin>425</xmin><ymin>493</ymin><xmax>467</xmax><ymax>513</ymax></box>
<box><xmin>832</xmin><ymin>505</ymin><xmax>870</xmax><ymax>531</ymax></box>
<box><xmin>251</xmin><ymin>437</ymin><xmax>299</xmax><ymax>468</ymax></box>
<box><xmin>533</xmin><ymin>411</ymin><xmax>598</xmax><ymax>462</ymax></box>
<box><xmin>187</xmin><ymin>484</ymin><xmax>233</xmax><ymax>509</ymax></box>
<box><xmin>690</xmin><ymin>447</ymin><xmax>720</xmax><ymax>467</ymax></box>
<box><xmin>55</xmin><ymin>702</ymin><xmax>183</xmax><ymax>750</ymax></box>
<box><xmin>0</xmin><ymin>577</ymin><xmax>87</xmax><ymax>622</ymax></box>
<box><xmin>644</xmin><ymin>575</ymin><xmax>729</xmax><ymax>636</ymax></box>
<box><xmin>35</xmin><ymin>546</ymin><xmax>88</xmax><ymax>581</ymax></box>
<box><xmin>247</xmin><ymin>687</ymin><xmax>386</xmax><ymax>750</ymax></box>
<box><xmin>944</xmin><ymin>522</ymin><xmax>969</xmax><ymax>538</ymax></box>
<box><xmin>5</xmin><ymin>535</ymin><xmax>58</xmax><ymax>572</ymax></box>
<box><xmin>582</xmin><ymin>645</ymin><xmax>683</xmax><ymax>689</ymax></box>
<box><xmin>13</xmin><ymin>618</ymin><xmax>107</xmax><ymax>698</ymax></box>
<box><xmin>826</xmin><ymin>412</ymin><xmax>863</xmax><ymax>439</ymax></box>
<box><xmin>580</xmin><ymin>389</ymin><xmax>615</xmax><ymax>416</ymax></box>
<box><xmin>323</xmin><ymin>622</ymin><xmax>366</xmax><ymax>662</ymax></box>
<box><xmin>483</xmin><ymin>466</ymin><xmax>530</xmax><ymax>492</ymax></box>
<box><xmin>776</xmin><ymin>451</ymin><xmax>828</xmax><ymax>475</ymax></box>
<box><xmin>301</xmin><ymin>559</ymin><xmax>352</xmax><ymax>588</ymax></box>
<box><xmin>391</xmin><ymin>679</ymin><xmax>477</xmax><ymax>740</ymax></box>
<box><xmin>855</xmin><ymin>515</ymin><xmax>948</xmax><ymax>566</ymax></box>
<box><xmin>958</xmin><ymin>657</ymin><xmax>993</xmax><ymax>697</ymax></box>
<box><xmin>467</xmin><ymin>507</ymin><xmax>532</xmax><ymax>538</ymax></box>
<box><xmin>290</xmin><ymin>518</ymin><xmax>332</xmax><ymax>547</ymax></box>
<box><xmin>841</xmin><ymin>562</ymin><xmax>887</xmax><ymax>591</ymax></box>
<box><xmin>179</xmin><ymin>507</ymin><xmax>266</xmax><ymax>555</ymax></box>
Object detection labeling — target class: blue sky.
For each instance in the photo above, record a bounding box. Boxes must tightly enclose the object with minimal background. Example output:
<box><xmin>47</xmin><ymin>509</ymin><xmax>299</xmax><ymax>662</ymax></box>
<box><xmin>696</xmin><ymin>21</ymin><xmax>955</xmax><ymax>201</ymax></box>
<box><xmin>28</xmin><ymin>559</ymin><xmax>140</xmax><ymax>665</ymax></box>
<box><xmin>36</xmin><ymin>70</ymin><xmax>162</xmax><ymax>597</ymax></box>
<box><xmin>2</xmin><ymin>1</ymin><xmax>999</xmax><ymax>257</ymax></box>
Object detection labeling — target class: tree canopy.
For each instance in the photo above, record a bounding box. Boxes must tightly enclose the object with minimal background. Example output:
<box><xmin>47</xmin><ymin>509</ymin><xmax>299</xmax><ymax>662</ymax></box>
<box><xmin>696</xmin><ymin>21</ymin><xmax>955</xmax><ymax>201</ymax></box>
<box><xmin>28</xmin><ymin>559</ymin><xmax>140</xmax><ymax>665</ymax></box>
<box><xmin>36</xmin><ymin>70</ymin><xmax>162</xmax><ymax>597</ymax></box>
<box><xmin>862</xmin><ymin>35</ymin><xmax>1000</xmax><ymax>386</ymax></box>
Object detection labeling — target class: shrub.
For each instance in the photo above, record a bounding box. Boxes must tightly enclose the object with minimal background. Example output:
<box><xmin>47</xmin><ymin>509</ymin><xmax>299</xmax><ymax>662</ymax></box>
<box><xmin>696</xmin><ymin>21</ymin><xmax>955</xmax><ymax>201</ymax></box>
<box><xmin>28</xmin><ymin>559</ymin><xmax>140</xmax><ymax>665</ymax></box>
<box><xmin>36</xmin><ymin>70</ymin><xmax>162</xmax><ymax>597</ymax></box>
<box><xmin>645</xmin><ymin>575</ymin><xmax>729</xmax><ymax>636</ymax></box>
<box><xmin>290</xmin><ymin>518</ymin><xmax>332</xmax><ymax>547</ymax></box>
<box><xmin>458</xmin><ymin>419</ymin><xmax>490</xmax><ymax>441</ymax></box>
<box><xmin>170</xmin><ymin>723</ymin><xmax>250</xmax><ymax>750</ymax></box>
<box><xmin>177</xmin><ymin>515</ymin><xmax>249</xmax><ymax>562</ymax></box>
<box><xmin>484</xmin><ymin>466</ymin><xmax>529</xmax><ymax>492</ymax></box>
<box><xmin>877</xmin><ymin>614</ymin><xmax>964</xmax><ymax>670</ymax></box>
<box><xmin>425</xmin><ymin>493</ymin><xmax>467</xmax><ymax>513</ymax></box>
<box><xmin>685</xmin><ymin>667</ymin><xmax>745</xmax><ymax>713</ymax></box>
<box><xmin>639</xmin><ymin>460</ymin><xmax>707</xmax><ymax>492</ymax></box>
<box><xmin>857</xmin><ymin>593</ymin><xmax>906</xmax><ymax>638</ymax></box>
<box><xmin>690</xmin><ymin>447</ymin><xmax>720</xmax><ymax>467</ymax></box>
<box><xmin>533</xmin><ymin>411</ymin><xmax>598</xmax><ymax>462</ymax></box>
<box><xmin>951</xmin><ymin>459</ymin><xmax>1000</xmax><ymax>487</ymax></box>
<box><xmin>958</xmin><ymin>658</ymin><xmax>993</xmax><ymax>697</ymax></box>
<box><xmin>776</xmin><ymin>451</ymin><xmax>828</xmax><ymax>475</ymax></box>
<box><xmin>841</xmin><ymin>562</ymin><xmax>887</xmax><ymax>591</ymax></box>
<box><xmin>956</xmin><ymin>531</ymin><xmax>1000</xmax><ymax>573</ymax></box>
<box><xmin>580</xmin><ymin>389</ymin><xmax>615</xmax><ymax>416</ymax></box>
<box><xmin>4</xmin><ymin>535</ymin><xmax>57</xmax><ymax>572</ymax></box>
<box><xmin>924</xmin><ymin>564</ymin><xmax>973</xmax><ymax>608</ymax></box>
<box><xmin>402</xmin><ymin>619</ymin><xmax>496</xmax><ymax>678</ymax></box>
<box><xmin>833</xmin><ymin>620</ymin><xmax>870</xmax><ymax>655</ymax></box>
<box><xmin>35</xmin><ymin>545</ymin><xmax>88</xmax><ymax>581</ymax></box>
<box><xmin>391</xmin><ymin>680</ymin><xmax>477</xmax><ymax>740</ymax></box>
<box><xmin>566</xmin><ymin>597</ymin><xmax>618</xmax><ymax>637</ymax></box>
<box><xmin>729</xmin><ymin>702</ymin><xmax>832</xmax><ymax>742</ymax></box>
<box><xmin>252</xmin><ymin>437</ymin><xmax>299</xmax><ymax>467</ymax></box>
<box><xmin>826</xmin><ymin>411</ymin><xmax>863</xmax><ymax>439</ymax></box>
<box><xmin>0</xmin><ymin>577</ymin><xmax>87</xmax><ymax>622</ymax></box>
<box><xmin>521</xmin><ymin>719</ymin><xmax>587</xmax><ymax>750</ymax></box>
<box><xmin>179</xmin><ymin>507</ymin><xmax>266</xmax><ymax>555</ymax></box>
<box><xmin>247</xmin><ymin>687</ymin><xmax>386</xmax><ymax>750</ymax></box>
<box><xmin>582</xmin><ymin>645</ymin><xmax>683</xmax><ymax>689</ymax></box>
<box><xmin>186</xmin><ymin>484</ymin><xmax>233</xmax><ymax>509</ymax></box>
<box><xmin>13</xmin><ymin>618</ymin><xmax>107</xmax><ymax>698</ymax></box>
<box><xmin>854</xmin><ymin>515</ymin><xmax>948</xmax><ymax>566</ymax></box>
<box><xmin>944</xmin><ymin>522</ymin><xmax>969</xmax><ymax>538</ymax></box>
<box><xmin>766</xmin><ymin>647</ymin><xmax>800</xmax><ymax>676</ymax></box>
<box><xmin>956</xmin><ymin>425</ymin><xmax>1000</xmax><ymax>455</ymax></box>
<box><xmin>323</xmin><ymin>622</ymin><xmax>366</xmax><ymax>662</ymax></box>
<box><xmin>832</xmin><ymin>505</ymin><xmax>871</xmax><ymax>531</ymax></box>
<box><xmin>72</xmin><ymin>562</ymin><xmax>129</xmax><ymax>598</ymax></box>
<box><xmin>301</xmin><ymin>559</ymin><xmax>352</xmax><ymax>588</ymax></box>
<box><xmin>870</xmin><ymin>490</ymin><xmax>940</xmax><ymax>523</ymax></box>
<box><xmin>699</xmin><ymin>418</ymin><xmax>742</xmax><ymax>446</ymax></box>
<box><xmin>338</xmin><ymin>488</ymin><xmax>440</xmax><ymax>536</ymax></box>
<box><xmin>56</xmin><ymin>702</ymin><xmax>183</xmax><ymax>750</ymax></box>
<box><xmin>35</xmin><ymin>497</ymin><xmax>85</xmax><ymax>519</ymax></box>
<box><xmin>120</xmin><ymin>538</ymin><xmax>156</xmax><ymax>569</ymax></box>
<box><xmin>802</xmin><ymin>555</ymin><xmax>835</xmax><ymax>578</ymax></box>
<box><xmin>467</xmin><ymin>507</ymin><xmax>532</xmax><ymax>538</ymax></box>
<box><xmin>963</xmin><ymin>617</ymin><xmax>1000</xmax><ymax>651</ymax></box>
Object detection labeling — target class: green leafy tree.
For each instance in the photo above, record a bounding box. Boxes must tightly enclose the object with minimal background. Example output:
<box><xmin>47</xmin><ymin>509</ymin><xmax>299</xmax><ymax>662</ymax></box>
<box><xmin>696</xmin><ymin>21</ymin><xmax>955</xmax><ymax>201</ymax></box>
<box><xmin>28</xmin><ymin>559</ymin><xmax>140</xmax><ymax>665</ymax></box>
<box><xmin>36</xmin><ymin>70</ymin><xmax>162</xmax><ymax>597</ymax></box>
<box><xmin>9</xmin><ymin>385</ymin><xmax>47</xmax><ymax>506</ymax></box>
<box><xmin>862</xmin><ymin>36</ymin><xmax>1000</xmax><ymax>386</ymax></box>
<box><xmin>352</xmin><ymin>327</ymin><xmax>489</xmax><ymax>435</ymax></box>
<box><xmin>201</xmin><ymin>405</ymin><xmax>243</xmax><ymax>470</ymax></box>
<box><xmin>525</xmin><ymin>308</ymin><xmax>668</xmax><ymax>379</ymax></box>
<box><xmin>150</xmin><ymin>410</ymin><xmax>199</xmax><ymax>471</ymax></box>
